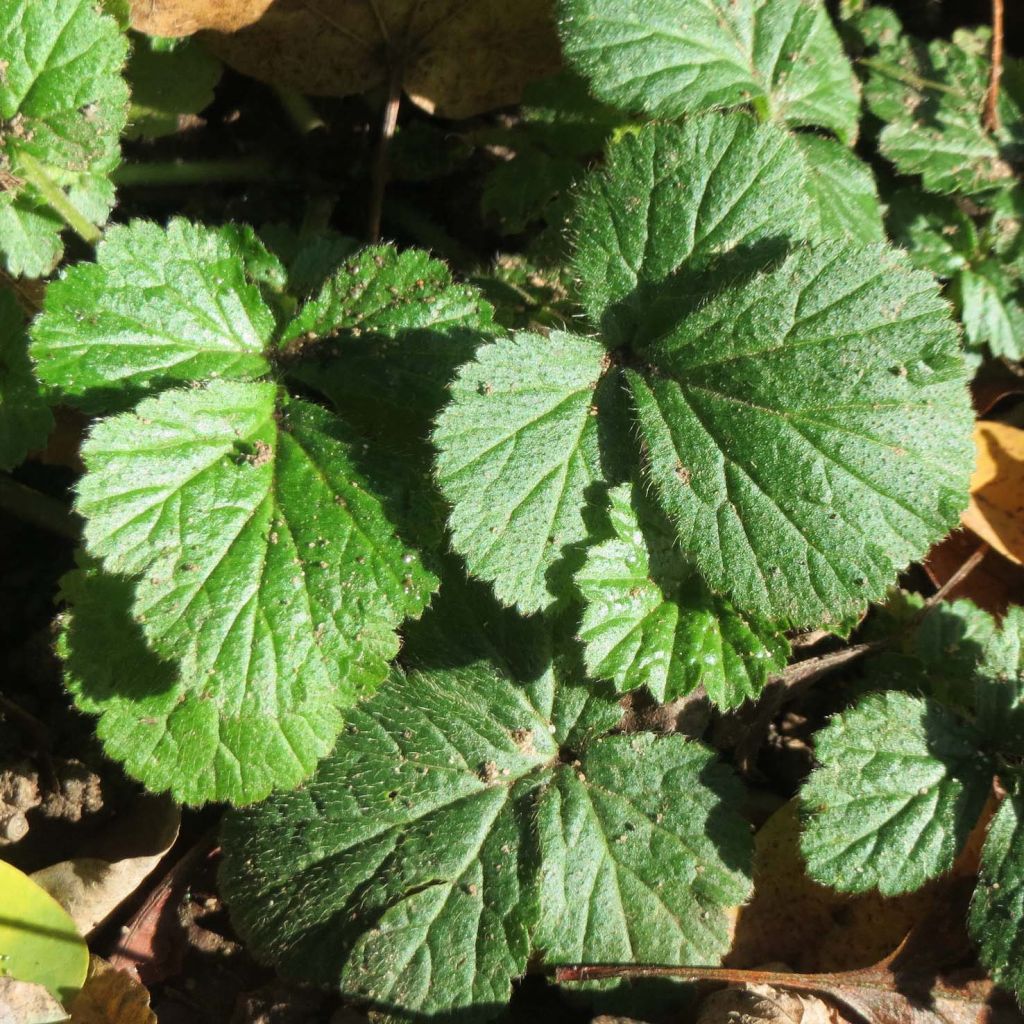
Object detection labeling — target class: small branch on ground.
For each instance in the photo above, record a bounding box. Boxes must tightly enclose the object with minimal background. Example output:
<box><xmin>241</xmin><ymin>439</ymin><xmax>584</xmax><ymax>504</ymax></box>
<box><xmin>919</xmin><ymin>541</ymin><xmax>989</xmax><ymax>617</ymax></box>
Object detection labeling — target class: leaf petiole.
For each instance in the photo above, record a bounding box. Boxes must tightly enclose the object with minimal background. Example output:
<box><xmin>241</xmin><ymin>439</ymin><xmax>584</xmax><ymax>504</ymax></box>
<box><xmin>15</xmin><ymin>151</ymin><xmax>102</xmax><ymax>246</ymax></box>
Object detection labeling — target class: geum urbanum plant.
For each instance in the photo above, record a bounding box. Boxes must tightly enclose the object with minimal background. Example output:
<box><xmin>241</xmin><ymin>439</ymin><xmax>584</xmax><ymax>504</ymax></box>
<box><xmin>215</xmin><ymin>111</ymin><xmax>975</xmax><ymax>1019</ymax></box>
<box><xmin>7</xmin><ymin>0</ymin><xmax>1016</xmax><ymax>1018</ymax></box>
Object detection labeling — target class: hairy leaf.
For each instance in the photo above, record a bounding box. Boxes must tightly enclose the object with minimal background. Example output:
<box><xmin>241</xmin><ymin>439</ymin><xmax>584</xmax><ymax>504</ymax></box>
<box><xmin>32</xmin><ymin>220</ymin><xmax>278</xmax><ymax>412</ymax></box>
<box><xmin>801</xmin><ymin>691</ymin><xmax>993</xmax><ymax>896</ymax></box>
<box><xmin>969</xmin><ymin>794</ymin><xmax>1024</xmax><ymax>1004</ymax></box>
<box><xmin>558</xmin><ymin>0</ymin><xmax>859</xmax><ymax>141</ymax></box>
<box><xmin>72</xmin><ymin>379</ymin><xmax>435</xmax><ymax>804</ymax></box>
<box><xmin>955</xmin><ymin>263</ymin><xmax>1024</xmax><ymax>360</ymax></box>
<box><xmin>576</xmin><ymin>484</ymin><xmax>788</xmax><ymax>707</ymax></box>
<box><xmin>124</xmin><ymin>33</ymin><xmax>221</xmax><ymax>140</ymax></box>
<box><xmin>975</xmin><ymin>606</ymin><xmax>1024</xmax><ymax>757</ymax></box>
<box><xmin>433</xmin><ymin>331</ymin><xmax>613</xmax><ymax>612</ymax></box>
<box><xmin>572</xmin><ymin>117</ymin><xmax>812</xmax><ymax>344</ymax></box>
<box><xmin>865</xmin><ymin>29</ymin><xmax>1024</xmax><ymax>199</ymax></box>
<box><xmin>0</xmin><ymin>290</ymin><xmax>51</xmax><ymax>470</ymax></box>
<box><xmin>794</xmin><ymin>134</ymin><xmax>884</xmax><ymax>244</ymax></box>
<box><xmin>863</xmin><ymin>591</ymin><xmax>995</xmax><ymax>712</ymax></box>
<box><xmin>282</xmin><ymin>245</ymin><xmax>494</xmax><ymax>447</ymax></box>
<box><xmin>885</xmin><ymin>189</ymin><xmax>978</xmax><ymax>278</ymax></box>
<box><xmin>629</xmin><ymin>244</ymin><xmax>972</xmax><ymax>626</ymax></box>
<box><xmin>536</xmin><ymin>730</ymin><xmax>750</xmax><ymax>968</ymax></box>
<box><xmin>220</xmin><ymin>662</ymin><xmax>750</xmax><ymax>1020</ymax></box>
<box><xmin>0</xmin><ymin>0</ymin><xmax>128</xmax><ymax>276</ymax></box>
<box><xmin>220</xmin><ymin>663</ymin><xmax>554</xmax><ymax>1019</ymax></box>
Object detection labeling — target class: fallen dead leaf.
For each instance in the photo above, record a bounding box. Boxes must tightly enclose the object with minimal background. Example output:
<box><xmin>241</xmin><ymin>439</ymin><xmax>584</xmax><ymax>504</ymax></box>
<box><xmin>924</xmin><ymin>528</ymin><xmax>1024</xmax><ymax>616</ymax></box>
<box><xmin>727</xmin><ymin>803</ymin><xmax>936</xmax><ymax>972</ymax></box>
<box><xmin>31</xmin><ymin>797</ymin><xmax>179</xmax><ymax>937</ymax></box>
<box><xmin>129</xmin><ymin>0</ymin><xmax>271</xmax><ymax>35</ymax></box>
<box><xmin>697</xmin><ymin>983</ymin><xmax>842</xmax><ymax>1024</ymax></box>
<box><xmin>106</xmin><ymin>831</ymin><xmax>216</xmax><ymax>985</ymax></box>
<box><xmin>129</xmin><ymin>0</ymin><xmax>561</xmax><ymax>118</ymax></box>
<box><xmin>962</xmin><ymin>420</ymin><xmax>1024</xmax><ymax>566</ymax></box>
<box><xmin>0</xmin><ymin>978</ymin><xmax>66</xmax><ymax>1024</ymax></box>
<box><xmin>68</xmin><ymin>958</ymin><xmax>155</xmax><ymax>1024</ymax></box>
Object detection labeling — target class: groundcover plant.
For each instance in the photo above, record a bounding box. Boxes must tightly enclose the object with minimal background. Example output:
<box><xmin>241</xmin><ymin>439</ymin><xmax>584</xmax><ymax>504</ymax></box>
<box><xmin>1</xmin><ymin>0</ymin><xmax>1023</xmax><ymax>1020</ymax></box>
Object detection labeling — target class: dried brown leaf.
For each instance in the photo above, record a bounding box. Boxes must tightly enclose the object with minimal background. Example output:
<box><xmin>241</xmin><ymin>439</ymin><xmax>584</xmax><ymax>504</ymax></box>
<box><xmin>68</xmin><ymin>958</ymin><xmax>155</xmax><ymax>1024</ymax></box>
<box><xmin>962</xmin><ymin>420</ymin><xmax>1024</xmax><ymax>566</ymax></box>
<box><xmin>697</xmin><ymin>984</ymin><xmax>843</xmax><ymax>1024</ymax></box>
<box><xmin>30</xmin><ymin>797</ymin><xmax>180</xmax><ymax>936</ymax></box>
<box><xmin>728</xmin><ymin>803</ymin><xmax>936</xmax><ymax>972</ymax></box>
<box><xmin>130</xmin><ymin>0</ymin><xmax>560</xmax><ymax>117</ymax></box>
<box><xmin>130</xmin><ymin>0</ymin><xmax>271</xmax><ymax>36</ymax></box>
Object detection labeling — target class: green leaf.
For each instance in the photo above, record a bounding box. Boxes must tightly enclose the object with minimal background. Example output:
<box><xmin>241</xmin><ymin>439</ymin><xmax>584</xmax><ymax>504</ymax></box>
<box><xmin>220</xmin><ymin>662</ymin><xmax>751</xmax><ymax>1020</ymax></box>
<box><xmin>433</xmin><ymin>330</ymin><xmax>615</xmax><ymax>613</ymax></box>
<box><xmin>31</xmin><ymin>220</ymin><xmax>278</xmax><ymax>413</ymax></box>
<box><xmin>866</xmin><ymin>30</ymin><xmax>1024</xmax><ymax>199</ymax></box>
<box><xmin>124</xmin><ymin>33</ymin><xmax>222</xmax><ymax>140</ymax></box>
<box><xmin>282</xmin><ymin>245</ymin><xmax>495</xmax><ymax>448</ymax></box>
<box><xmin>536</xmin><ymin>731</ymin><xmax>751</xmax><ymax>968</ymax></box>
<box><xmin>576</xmin><ymin>484</ymin><xmax>788</xmax><ymax>707</ymax></box>
<box><xmin>955</xmin><ymin>262</ymin><xmax>1024</xmax><ymax>360</ymax></box>
<box><xmin>0</xmin><ymin>290</ymin><xmax>51</xmax><ymax>470</ymax></box>
<box><xmin>629</xmin><ymin>243</ymin><xmax>973</xmax><ymax>626</ymax></box>
<box><xmin>71</xmin><ymin>379</ymin><xmax>436</xmax><ymax>805</ymax></box>
<box><xmin>885</xmin><ymin>189</ymin><xmax>978</xmax><ymax>278</ymax></box>
<box><xmin>975</xmin><ymin>606</ymin><xmax>1024</xmax><ymax>757</ymax></box>
<box><xmin>482</xmin><ymin>149</ymin><xmax>580</xmax><ymax>235</ymax></box>
<box><xmin>571</xmin><ymin>117</ymin><xmax>812</xmax><ymax>345</ymax></box>
<box><xmin>558</xmin><ymin>0</ymin><xmax>859</xmax><ymax>141</ymax></box>
<box><xmin>969</xmin><ymin>794</ymin><xmax>1024</xmax><ymax>1004</ymax></box>
<box><xmin>794</xmin><ymin>134</ymin><xmax>885</xmax><ymax>244</ymax></box>
<box><xmin>801</xmin><ymin>691</ymin><xmax>993</xmax><ymax>896</ymax></box>
<box><xmin>862</xmin><ymin>591</ymin><xmax>995</xmax><ymax>712</ymax></box>
<box><xmin>0</xmin><ymin>0</ymin><xmax>128</xmax><ymax>276</ymax></box>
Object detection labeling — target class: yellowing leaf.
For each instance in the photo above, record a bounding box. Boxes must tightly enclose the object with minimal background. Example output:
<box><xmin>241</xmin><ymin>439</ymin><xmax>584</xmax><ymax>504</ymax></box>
<box><xmin>130</xmin><ymin>0</ymin><xmax>561</xmax><ymax>118</ymax></box>
<box><xmin>963</xmin><ymin>421</ymin><xmax>1024</xmax><ymax>566</ymax></box>
<box><xmin>0</xmin><ymin>860</ymin><xmax>89</xmax><ymax>1005</ymax></box>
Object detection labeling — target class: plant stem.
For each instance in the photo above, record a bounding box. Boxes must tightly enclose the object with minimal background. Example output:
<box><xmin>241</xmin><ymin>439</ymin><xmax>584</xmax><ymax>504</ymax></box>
<box><xmin>112</xmin><ymin>157</ymin><xmax>279</xmax><ymax>187</ymax></box>
<box><xmin>274</xmin><ymin>86</ymin><xmax>326</xmax><ymax>135</ymax></box>
<box><xmin>858</xmin><ymin>56</ymin><xmax>963</xmax><ymax>97</ymax></box>
<box><xmin>16</xmin><ymin>151</ymin><xmax>101</xmax><ymax>245</ymax></box>
<box><xmin>0</xmin><ymin>474</ymin><xmax>81</xmax><ymax>540</ymax></box>
<box><xmin>985</xmin><ymin>0</ymin><xmax>1004</xmax><ymax>132</ymax></box>
<box><xmin>368</xmin><ymin>67</ymin><xmax>403</xmax><ymax>244</ymax></box>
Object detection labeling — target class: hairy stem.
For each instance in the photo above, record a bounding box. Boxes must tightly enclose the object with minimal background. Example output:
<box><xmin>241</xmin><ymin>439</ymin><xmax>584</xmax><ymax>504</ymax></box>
<box><xmin>858</xmin><ymin>56</ymin><xmax>963</xmax><ymax>97</ymax></box>
<box><xmin>112</xmin><ymin>158</ymin><xmax>279</xmax><ymax>187</ymax></box>
<box><xmin>16</xmin><ymin>151</ymin><xmax>101</xmax><ymax>245</ymax></box>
